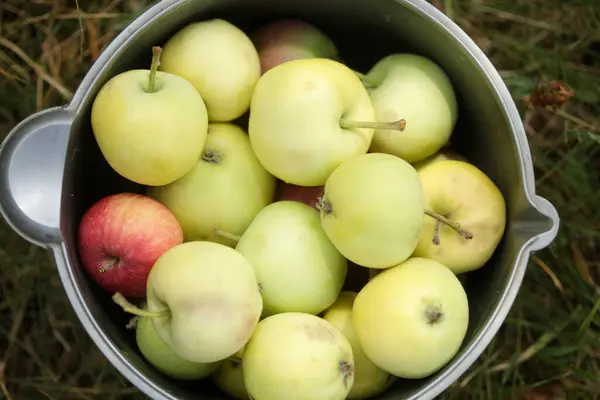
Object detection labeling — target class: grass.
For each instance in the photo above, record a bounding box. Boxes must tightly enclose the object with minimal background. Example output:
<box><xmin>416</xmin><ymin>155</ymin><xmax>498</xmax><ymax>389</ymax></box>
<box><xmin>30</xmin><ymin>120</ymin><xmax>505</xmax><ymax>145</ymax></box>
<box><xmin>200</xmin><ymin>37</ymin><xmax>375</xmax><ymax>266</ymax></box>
<box><xmin>0</xmin><ymin>0</ymin><xmax>599</xmax><ymax>399</ymax></box>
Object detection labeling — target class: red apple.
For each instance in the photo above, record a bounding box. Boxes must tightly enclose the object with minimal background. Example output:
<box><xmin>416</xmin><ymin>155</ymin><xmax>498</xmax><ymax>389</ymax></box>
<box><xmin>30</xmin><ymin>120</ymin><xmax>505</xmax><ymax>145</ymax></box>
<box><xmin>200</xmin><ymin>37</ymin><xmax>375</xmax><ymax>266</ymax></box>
<box><xmin>77</xmin><ymin>192</ymin><xmax>184</xmax><ymax>298</ymax></box>
<box><xmin>251</xmin><ymin>19</ymin><xmax>340</xmax><ymax>74</ymax></box>
<box><xmin>275</xmin><ymin>182</ymin><xmax>324</xmax><ymax>210</ymax></box>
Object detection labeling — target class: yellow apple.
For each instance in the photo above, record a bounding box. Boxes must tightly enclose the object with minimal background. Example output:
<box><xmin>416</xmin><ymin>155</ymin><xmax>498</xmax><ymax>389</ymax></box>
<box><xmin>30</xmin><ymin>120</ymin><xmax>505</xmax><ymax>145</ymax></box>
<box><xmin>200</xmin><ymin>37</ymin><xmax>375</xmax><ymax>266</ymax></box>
<box><xmin>323</xmin><ymin>291</ymin><xmax>395</xmax><ymax>399</ymax></box>
<box><xmin>353</xmin><ymin>257</ymin><xmax>469</xmax><ymax>379</ymax></box>
<box><xmin>148</xmin><ymin>123</ymin><xmax>276</xmax><ymax>247</ymax></box>
<box><xmin>136</xmin><ymin>312</ymin><xmax>219</xmax><ymax>380</ymax></box>
<box><xmin>235</xmin><ymin>201</ymin><xmax>347</xmax><ymax>316</ymax></box>
<box><xmin>412</xmin><ymin>147</ymin><xmax>467</xmax><ymax>171</ymax></box>
<box><xmin>248</xmin><ymin>58</ymin><xmax>376</xmax><ymax>186</ymax></box>
<box><xmin>146</xmin><ymin>241</ymin><xmax>263</xmax><ymax>363</ymax></box>
<box><xmin>159</xmin><ymin>19</ymin><xmax>261</xmax><ymax>122</ymax></box>
<box><xmin>319</xmin><ymin>153</ymin><xmax>424</xmax><ymax>269</ymax></box>
<box><xmin>366</xmin><ymin>54</ymin><xmax>458</xmax><ymax>163</ymax></box>
<box><xmin>91</xmin><ymin>47</ymin><xmax>208</xmax><ymax>186</ymax></box>
<box><xmin>243</xmin><ymin>312</ymin><xmax>355</xmax><ymax>400</ymax></box>
<box><xmin>412</xmin><ymin>160</ymin><xmax>507</xmax><ymax>274</ymax></box>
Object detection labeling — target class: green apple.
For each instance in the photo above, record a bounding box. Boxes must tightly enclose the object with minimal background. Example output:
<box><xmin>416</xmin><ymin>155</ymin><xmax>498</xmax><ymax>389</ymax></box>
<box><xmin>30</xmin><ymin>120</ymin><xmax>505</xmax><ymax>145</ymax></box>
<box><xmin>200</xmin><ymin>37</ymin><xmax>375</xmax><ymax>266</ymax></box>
<box><xmin>212</xmin><ymin>347</ymin><xmax>248</xmax><ymax>400</ymax></box>
<box><xmin>248</xmin><ymin>58</ymin><xmax>406</xmax><ymax>186</ymax></box>
<box><xmin>234</xmin><ymin>201</ymin><xmax>347</xmax><ymax>316</ymax></box>
<box><xmin>412</xmin><ymin>147</ymin><xmax>467</xmax><ymax>171</ymax></box>
<box><xmin>412</xmin><ymin>160</ymin><xmax>507</xmax><ymax>274</ymax></box>
<box><xmin>148</xmin><ymin>123</ymin><xmax>276</xmax><ymax>247</ymax></box>
<box><xmin>318</xmin><ymin>152</ymin><xmax>425</xmax><ymax>269</ymax></box>
<box><xmin>142</xmin><ymin>241</ymin><xmax>263</xmax><ymax>363</ymax></box>
<box><xmin>136</xmin><ymin>312</ymin><xmax>220</xmax><ymax>380</ymax></box>
<box><xmin>353</xmin><ymin>257</ymin><xmax>469</xmax><ymax>379</ymax></box>
<box><xmin>91</xmin><ymin>46</ymin><xmax>208</xmax><ymax>186</ymax></box>
<box><xmin>159</xmin><ymin>19</ymin><xmax>261</xmax><ymax>122</ymax></box>
<box><xmin>323</xmin><ymin>291</ymin><xmax>395</xmax><ymax>399</ymax></box>
<box><xmin>365</xmin><ymin>53</ymin><xmax>458</xmax><ymax>163</ymax></box>
<box><xmin>243</xmin><ymin>312</ymin><xmax>355</xmax><ymax>400</ymax></box>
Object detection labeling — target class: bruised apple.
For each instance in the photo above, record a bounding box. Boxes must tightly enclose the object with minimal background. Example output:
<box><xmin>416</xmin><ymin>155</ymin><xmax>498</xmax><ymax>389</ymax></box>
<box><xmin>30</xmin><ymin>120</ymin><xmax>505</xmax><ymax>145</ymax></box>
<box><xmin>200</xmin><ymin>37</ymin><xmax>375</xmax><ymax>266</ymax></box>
<box><xmin>323</xmin><ymin>292</ymin><xmax>395</xmax><ymax>399</ymax></box>
<box><xmin>143</xmin><ymin>241</ymin><xmax>263</xmax><ymax>363</ymax></box>
<box><xmin>353</xmin><ymin>257</ymin><xmax>469</xmax><ymax>379</ymax></box>
<box><xmin>319</xmin><ymin>153</ymin><xmax>425</xmax><ymax>269</ymax></box>
<box><xmin>148</xmin><ymin>123</ymin><xmax>276</xmax><ymax>247</ymax></box>
<box><xmin>234</xmin><ymin>201</ymin><xmax>347</xmax><ymax>316</ymax></box>
<box><xmin>243</xmin><ymin>312</ymin><xmax>355</xmax><ymax>400</ymax></box>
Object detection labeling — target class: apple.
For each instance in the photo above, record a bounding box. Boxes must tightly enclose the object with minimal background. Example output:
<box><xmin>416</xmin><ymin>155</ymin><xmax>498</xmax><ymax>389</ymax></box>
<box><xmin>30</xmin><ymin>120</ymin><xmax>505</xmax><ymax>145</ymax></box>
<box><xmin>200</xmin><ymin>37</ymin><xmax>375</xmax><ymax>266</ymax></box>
<box><xmin>323</xmin><ymin>291</ymin><xmax>395</xmax><ymax>399</ymax></box>
<box><xmin>140</xmin><ymin>241</ymin><xmax>262</xmax><ymax>364</ymax></box>
<box><xmin>91</xmin><ymin>46</ymin><xmax>208</xmax><ymax>186</ymax></box>
<box><xmin>212</xmin><ymin>347</ymin><xmax>249</xmax><ymax>400</ymax></box>
<box><xmin>412</xmin><ymin>160</ymin><xmax>507</xmax><ymax>274</ymax></box>
<box><xmin>159</xmin><ymin>19</ymin><xmax>261</xmax><ymax>122</ymax></box>
<box><xmin>412</xmin><ymin>147</ymin><xmax>467</xmax><ymax>171</ymax></box>
<box><xmin>318</xmin><ymin>152</ymin><xmax>425</xmax><ymax>269</ymax></box>
<box><xmin>365</xmin><ymin>53</ymin><xmax>459</xmax><ymax>163</ymax></box>
<box><xmin>275</xmin><ymin>181</ymin><xmax>324</xmax><ymax>210</ymax></box>
<box><xmin>136</xmin><ymin>311</ymin><xmax>220</xmax><ymax>380</ymax></box>
<box><xmin>148</xmin><ymin>123</ymin><xmax>276</xmax><ymax>247</ymax></box>
<box><xmin>233</xmin><ymin>201</ymin><xmax>347</xmax><ymax>316</ymax></box>
<box><xmin>77</xmin><ymin>192</ymin><xmax>183</xmax><ymax>298</ymax></box>
<box><xmin>252</xmin><ymin>19</ymin><xmax>340</xmax><ymax>74</ymax></box>
<box><xmin>352</xmin><ymin>257</ymin><xmax>469</xmax><ymax>379</ymax></box>
<box><xmin>248</xmin><ymin>58</ymin><xmax>406</xmax><ymax>187</ymax></box>
<box><xmin>242</xmin><ymin>312</ymin><xmax>355</xmax><ymax>400</ymax></box>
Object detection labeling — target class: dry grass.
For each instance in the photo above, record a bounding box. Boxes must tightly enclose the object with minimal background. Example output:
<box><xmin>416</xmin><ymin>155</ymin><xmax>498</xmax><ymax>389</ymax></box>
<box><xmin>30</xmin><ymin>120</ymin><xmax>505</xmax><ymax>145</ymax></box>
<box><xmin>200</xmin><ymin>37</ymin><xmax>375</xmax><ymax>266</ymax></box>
<box><xmin>1</xmin><ymin>0</ymin><xmax>599</xmax><ymax>399</ymax></box>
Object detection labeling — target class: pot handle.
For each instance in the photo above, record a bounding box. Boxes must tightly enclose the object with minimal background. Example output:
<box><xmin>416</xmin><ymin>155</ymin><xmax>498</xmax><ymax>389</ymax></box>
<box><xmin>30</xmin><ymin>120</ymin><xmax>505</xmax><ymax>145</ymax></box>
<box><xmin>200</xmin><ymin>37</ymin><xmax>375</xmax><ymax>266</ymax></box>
<box><xmin>0</xmin><ymin>107</ymin><xmax>74</xmax><ymax>248</ymax></box>
<box><xmin>528</xmin><ymin>195</ymin><xmax>560</xmax><ymax>252</ymax></box>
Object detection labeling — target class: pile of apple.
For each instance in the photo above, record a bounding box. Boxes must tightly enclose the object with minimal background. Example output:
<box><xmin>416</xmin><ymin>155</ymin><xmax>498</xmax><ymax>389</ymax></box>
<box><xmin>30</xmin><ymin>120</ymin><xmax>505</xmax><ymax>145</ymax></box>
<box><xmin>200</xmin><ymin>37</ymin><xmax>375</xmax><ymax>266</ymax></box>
<box><xmin>78</xmin><ymin>18</ymin><xmax>507</xmax><ymax>400</ymax></box>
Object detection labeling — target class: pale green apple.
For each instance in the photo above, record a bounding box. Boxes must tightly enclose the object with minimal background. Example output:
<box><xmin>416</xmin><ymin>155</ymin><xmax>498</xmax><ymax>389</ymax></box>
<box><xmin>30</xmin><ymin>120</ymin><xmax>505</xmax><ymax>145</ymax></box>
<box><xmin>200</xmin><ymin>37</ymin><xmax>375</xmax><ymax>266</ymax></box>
<box><xmin>212</xmin><ymin>348</ymin><xmax>249</xmax><ymax>400</ymax></box>
<box><xmin>248</xmin><ymin>58</ymin><xmax>377</xmax><ymax>186</ymax></box>
<box><xmin>366</xmin><ymin>53</ymin><xmax>458</xmax><ymax>163</ymax></box>
<box><xmin>159</xmin><ymin>19</ymin><xmax>261</xmax><ymax>122</ymax></box>
<box><xmin>146</xmin><ymin>241</ymin><xmax>263</xmax><ymax>364</ymax></box>
<box><xmin>136</xmin><ymin>313</ymin><xmax>220</xmax><ymax>380</ymax></box>
<box><xmin>235</xmin><ymin>201</ymin><xmax>347</xmax><ymax>317</ymax></box>
<box><xmin>319</xmin><ymin>153</ymin><xmax>425</xmax><ymax>269</ymax></box>
<box><xmin>412</xmin><ymin>147</ymin><xmax>467</xmax><ymax>171</ymax></box>
<box><xmin>91</xmin><ymin>46</ymin><xmax>208</xmax><ymax>186</ymax></box>
<box><xmin>243</xmin><ymin>312</ymin><xmax>355</xmax><ymax>400</ymax></box>
<box><xmin>323</xmin><ymin>291</ymin><xmax>395</xmax><ymax>399</ymax></box>
<box><xmin>412</xmin><ymin>160</ymin><xmax>507</xmax><ymax>274</ymax></box>
<box><xmin>148</xmin><ymin>123</ymin><xmax>276</xmax><ymax>247</ymax></box>
<box><xmin>353</xmin><ymin>257</ymin><xmax>469</xmax><ymax>379</ymax></box>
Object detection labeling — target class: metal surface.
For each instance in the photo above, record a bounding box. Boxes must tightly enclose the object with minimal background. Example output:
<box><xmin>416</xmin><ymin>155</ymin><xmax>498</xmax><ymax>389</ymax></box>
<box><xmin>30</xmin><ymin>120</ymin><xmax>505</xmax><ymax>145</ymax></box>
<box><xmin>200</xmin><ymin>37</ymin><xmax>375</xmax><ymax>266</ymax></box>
<box><xmin>0</xmin><ymin>0</ymin><xmax>560</xmax><ymax>399</ymax></box>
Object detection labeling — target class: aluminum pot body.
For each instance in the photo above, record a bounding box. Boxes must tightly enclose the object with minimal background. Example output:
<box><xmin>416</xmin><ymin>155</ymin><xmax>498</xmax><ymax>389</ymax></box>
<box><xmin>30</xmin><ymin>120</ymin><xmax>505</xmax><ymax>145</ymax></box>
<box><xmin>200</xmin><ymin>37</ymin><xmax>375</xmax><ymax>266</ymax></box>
<box><xmin>0</xmin><ymin>0</ymin><xmax>559</xmax><ymax>399</ymax></box>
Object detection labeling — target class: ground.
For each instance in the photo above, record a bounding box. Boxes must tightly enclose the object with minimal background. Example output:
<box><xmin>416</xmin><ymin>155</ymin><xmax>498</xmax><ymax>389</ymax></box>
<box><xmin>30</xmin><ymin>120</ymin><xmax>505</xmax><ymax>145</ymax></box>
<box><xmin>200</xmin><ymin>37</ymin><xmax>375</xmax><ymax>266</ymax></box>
<box><xmin>0</xmin><ymin>0</ymin><xmax>599</xmax><ymax>399</ymax></box>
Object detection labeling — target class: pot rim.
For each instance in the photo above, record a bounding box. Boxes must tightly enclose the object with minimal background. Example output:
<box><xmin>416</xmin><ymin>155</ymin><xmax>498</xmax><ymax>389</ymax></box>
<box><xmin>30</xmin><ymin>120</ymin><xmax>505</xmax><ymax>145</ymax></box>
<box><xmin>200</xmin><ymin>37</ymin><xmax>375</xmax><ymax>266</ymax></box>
<box><xmin>19</xmin><ymin>0</ymin><xmax>559</xmax><ymax>398</ymax></box>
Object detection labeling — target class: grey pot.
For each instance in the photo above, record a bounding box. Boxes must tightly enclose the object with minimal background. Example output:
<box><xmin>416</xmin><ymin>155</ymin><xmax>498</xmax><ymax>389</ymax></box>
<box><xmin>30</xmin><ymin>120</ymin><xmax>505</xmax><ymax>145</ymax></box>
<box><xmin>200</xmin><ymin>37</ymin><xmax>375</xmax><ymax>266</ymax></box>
<box><xmin>0</xmin><ymin>0</ymin><xmax>559</xmax><ymax>399</ymax></box>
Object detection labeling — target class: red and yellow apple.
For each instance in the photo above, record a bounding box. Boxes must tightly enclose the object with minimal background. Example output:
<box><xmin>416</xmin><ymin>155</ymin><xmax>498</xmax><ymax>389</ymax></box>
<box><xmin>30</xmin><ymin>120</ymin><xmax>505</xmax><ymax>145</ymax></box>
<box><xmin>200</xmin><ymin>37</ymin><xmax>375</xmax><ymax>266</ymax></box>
<box><xmin>77</xmin><ymin>193</ymin><xmax>184</xmax><ymax>298</ymax></box>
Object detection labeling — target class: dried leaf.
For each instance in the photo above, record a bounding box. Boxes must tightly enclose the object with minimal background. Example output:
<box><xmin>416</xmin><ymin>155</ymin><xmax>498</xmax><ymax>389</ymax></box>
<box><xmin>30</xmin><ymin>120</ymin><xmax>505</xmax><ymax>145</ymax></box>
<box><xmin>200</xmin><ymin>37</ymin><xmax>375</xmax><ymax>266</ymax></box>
<box><xmin>523</xmin><ymin>80</ymin><xmax>575</xmax><ymax>112</ymax></box>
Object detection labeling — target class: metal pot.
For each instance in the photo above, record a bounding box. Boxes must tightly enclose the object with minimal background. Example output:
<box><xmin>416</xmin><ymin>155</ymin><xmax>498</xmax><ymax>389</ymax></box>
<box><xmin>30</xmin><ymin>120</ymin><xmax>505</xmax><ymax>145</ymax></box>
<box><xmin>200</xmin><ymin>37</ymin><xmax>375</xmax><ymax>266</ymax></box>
<box><xmin>0</xmin><ymin>0</ymin><xmax>559</xmax><ymax>399</ymax></box>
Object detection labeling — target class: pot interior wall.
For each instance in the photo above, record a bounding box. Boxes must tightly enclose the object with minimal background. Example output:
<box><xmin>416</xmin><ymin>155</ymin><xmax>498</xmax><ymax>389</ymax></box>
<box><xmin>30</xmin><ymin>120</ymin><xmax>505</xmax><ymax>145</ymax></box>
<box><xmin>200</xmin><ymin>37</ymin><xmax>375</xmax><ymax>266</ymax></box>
<box><xmin>59</xmin><ymin>0</ymin><xmax>530</xmax><ymax>398</ymax></box>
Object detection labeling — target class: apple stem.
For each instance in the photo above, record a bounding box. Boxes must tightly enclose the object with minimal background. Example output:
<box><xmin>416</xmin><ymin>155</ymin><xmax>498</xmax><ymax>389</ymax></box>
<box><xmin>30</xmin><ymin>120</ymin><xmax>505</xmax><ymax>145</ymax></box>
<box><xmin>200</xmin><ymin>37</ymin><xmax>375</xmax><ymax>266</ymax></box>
<box><xmin>112</xmin><ymin>292</ymin><xmax>170</xmax><ymax>318</ymax></box>
<box><xmin>228</xmin><ymin>355</ymin><xmax>243</xmax><ymax>365</ymax></box>
<box><xmin>353</xmin><ymin>71</ymin><xmax>378</xmax><ymax>88</ymax></box>
<box><xmin>340</xmin><ymin>118</ymin><xmax>407</xmax><ymax>132</ymax></box>
<box><xmin>126</xmin><ymin>316</ymin><xmax>140</xmax><ymax>330</ymax></box>
<box><xmin>213</xmin><ymin>229</ymin><xmax>241</xmax><ymax>242</ymax></box>
<box><xmin>99</xmin><ymin>256</ymin><xmax>119</xmax><ymax>273</ymax></box>
<box><xmin>424</xmin><ymin>209</ymin><xmax>474</xmax><ymax>240</ymax></box>
<box><xmin>432</xmin><ymin>220</ymin><xmax>442</xmax><ymax>245</ymax></box>
<box><xmin>147</xmin><ymin>46</ymin><xmax>162</xmax><ymax>93</ymax></box>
